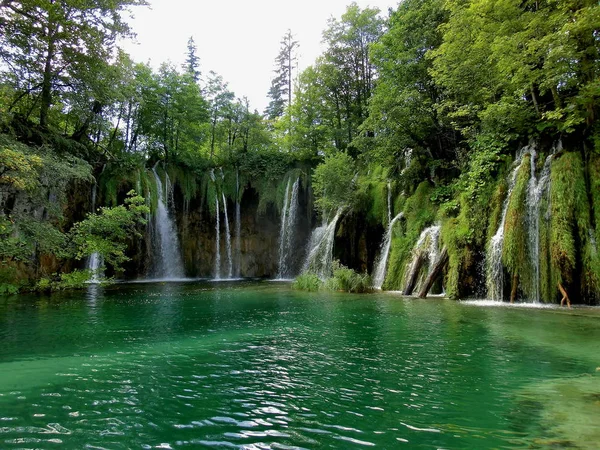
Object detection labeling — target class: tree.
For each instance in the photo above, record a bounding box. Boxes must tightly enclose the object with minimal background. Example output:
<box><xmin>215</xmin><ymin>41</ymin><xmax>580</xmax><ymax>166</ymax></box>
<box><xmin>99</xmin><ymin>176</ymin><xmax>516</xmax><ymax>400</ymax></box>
<box><xmin>365</xmin><ymin>0</ymin><xmax>453</xmax><ymax>167</ymax></box>
<box><xmin>0</xmin><ymin>0</ymin><xmax>147</xmax><ymax>129</ymax></box>
<box><xmin>265</xmin><ymin>29</ymin><xmax>299</xmax><ymax>120</ymax></box>
<box><xmin>205</xmin><ymin>71</ymin><xmax>234</xmax><ymax>159</ymax></box>
<box><xmin>184</xmin><ymin>36</ymin><xmax>201</xmax><ymax>85</ymax></box>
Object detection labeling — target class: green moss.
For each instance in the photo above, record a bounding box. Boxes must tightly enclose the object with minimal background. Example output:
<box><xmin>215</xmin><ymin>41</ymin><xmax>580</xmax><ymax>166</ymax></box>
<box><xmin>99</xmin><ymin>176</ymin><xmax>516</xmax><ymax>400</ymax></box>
<box><xmin>440</xmin><ymin>193</ymin><xmax>476</xmax><ymax>299</ymax></box>
<box><xmin>548</xmin><ymin>153</ymin><xmax>580</xmax><ymax>298</ymax></box>
<box><xmin>383</xmin><ymin>182</ymin><xmax>437</xmax><ymax>290</ymax></box>
<box><xmin>502</xmin><ymin>154</ymin><xmax>532</xmax><ymax>297</ymax></box>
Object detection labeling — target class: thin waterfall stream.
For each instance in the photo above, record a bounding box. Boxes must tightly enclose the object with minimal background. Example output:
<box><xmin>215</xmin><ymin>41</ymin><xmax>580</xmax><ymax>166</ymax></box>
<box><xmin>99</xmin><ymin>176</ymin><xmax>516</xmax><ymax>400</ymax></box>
<box><xmin>277</xmin><ymin>176</ymin><xmax>300</xmax><ymax>279</ymax></box>
<box><xmin>526</xmin><ymin>149</ymin><xmax>555</xmax><ymax>303</ymax></box>
<box><xmin>222</xmin><ymin>193</ymin><xmax>233</xmax><ymax>279</ymax></box>
<box><xmin>372</xmin><ymin>212</ymin><xmax>404</xmax><ymax>289</ymax></box>
<box><xmin>86</xmin><ymin>180</ymin><xmax>103</xmax><ymax>283</ymax></box>
<box><xmin>486</xmin><ymin>149</ymin><xmax>529</xmax><ymax>301</ymax></box>
<box><xmin>151</xmin><ymin>167</ymin><xmax>185</xmax><ymax>279</ymax></box>
<box><xmin>235</xmin><ymin>169</ymin><xmax>241</xmax><ymax>277</ymax></box>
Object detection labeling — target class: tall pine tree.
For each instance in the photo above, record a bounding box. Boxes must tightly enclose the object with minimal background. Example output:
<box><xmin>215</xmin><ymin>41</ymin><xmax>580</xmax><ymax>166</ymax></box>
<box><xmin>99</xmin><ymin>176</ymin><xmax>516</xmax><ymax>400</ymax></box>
<box><xmin>265</xmin><ymin>30</ymin><xmax>298</xmax><ymax>120</ymax></box>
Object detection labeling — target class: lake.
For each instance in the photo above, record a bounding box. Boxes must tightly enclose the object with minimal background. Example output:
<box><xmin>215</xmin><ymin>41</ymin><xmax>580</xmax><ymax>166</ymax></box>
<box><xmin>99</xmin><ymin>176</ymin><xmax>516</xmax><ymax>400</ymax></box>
<box><xmin>1</xmin><ymin>281</ymin><xmax>599</xmax><ymax>449</ymax></box>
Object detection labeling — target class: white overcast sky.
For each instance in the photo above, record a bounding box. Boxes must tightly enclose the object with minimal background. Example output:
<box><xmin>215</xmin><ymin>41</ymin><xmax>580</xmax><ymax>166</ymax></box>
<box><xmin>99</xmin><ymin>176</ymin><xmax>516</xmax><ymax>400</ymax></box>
<box><xmin>121</xmin><ymin>0</ymin><xmax>398</xmax><ymax>113</ymax></box>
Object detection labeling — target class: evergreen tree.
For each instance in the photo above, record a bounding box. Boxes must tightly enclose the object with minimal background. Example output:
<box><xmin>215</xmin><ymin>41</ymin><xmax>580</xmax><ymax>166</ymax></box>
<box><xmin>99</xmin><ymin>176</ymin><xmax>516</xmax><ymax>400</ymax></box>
<box><xmin>184</xmin><ymin>36</ymin><xmax>201</xmax><ymax>85</ymax></box>
<box><xmin>265</xmin><ymin>29</ymin><xmax>298</xmax><ymax>120</ymax></box>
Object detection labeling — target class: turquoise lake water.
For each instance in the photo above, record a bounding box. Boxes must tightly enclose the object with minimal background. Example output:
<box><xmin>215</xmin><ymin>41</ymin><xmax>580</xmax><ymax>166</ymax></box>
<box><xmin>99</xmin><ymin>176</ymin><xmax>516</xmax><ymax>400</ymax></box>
<box><xmin>1</xmin><ymin>281</ymin><xmax>599</xmax><ymax>449</ymax></box>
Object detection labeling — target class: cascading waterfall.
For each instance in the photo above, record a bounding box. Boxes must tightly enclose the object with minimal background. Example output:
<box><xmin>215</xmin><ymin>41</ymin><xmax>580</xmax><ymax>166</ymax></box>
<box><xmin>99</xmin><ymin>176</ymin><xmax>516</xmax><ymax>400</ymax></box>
<box><xmin>486</xmin><ymin>144</ymin><xmax>557</xmax><ymax>302</ymax></box>
<box><xmin>372</xmin><ymin>212</ymin><xmax>404</xmax><ymax>289</ymax></box>
<box><xmin>151</xmin><ymin>168</ymin><xmax>185</xmax><ymax>279</ymax></box>
<box><xmin>302</xmin><ymin>209</ymin><xmax>343</xmax><ymax>279</ymax></box>
<box><xmin>403</xmin><ymin>224</ymin><xmax>441</xmax><ymax>294</ymax></box>
<box><xmin>278</xmin><ymin>179</ymin><xmax>291</xmax><ymax>277</ymax></box>
<box><xmin>222</xmin><ymin>193</ymin><xmax>233</xmax><ymax>279</ymax></box>
<box><xmin>86</xmin><ymin>181</ymin><xmax>103</xmax><ymax>283</ymax></box>
<box><xmin>277</xmin><ymin>177</ymin><xmax>301</xmax><ymax>279</ymax></box>
<box><xmin>486</xmin><ymin>149</ymin><xmax>529</xmax><ymax>301</ymax></box>
<box><xmin>214</xmin><ymin>193</ymin><xmax>221</xmax><ymax>279</ymax></box>
<box><xmin>387</xmin><ymin>181</ymin><xmax>392</xmax><ymax>224</ymax></box>
<box><xmin>526</xmin><ymin>149</ymin><xmax>555</xmax><ymax>303</ymax></box>
<box><xmin>235</xmin><ymin>169</ymin><xmax>241</xmax><ymax>278</ymax></box>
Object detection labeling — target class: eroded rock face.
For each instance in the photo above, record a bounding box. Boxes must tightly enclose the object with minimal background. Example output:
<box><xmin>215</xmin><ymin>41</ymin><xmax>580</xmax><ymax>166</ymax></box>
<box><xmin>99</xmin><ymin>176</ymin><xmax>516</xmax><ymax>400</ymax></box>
<box><xmin>127</xmin><ymin>185</ymin><xmax>312</xmax><ymax>279</ymax></box>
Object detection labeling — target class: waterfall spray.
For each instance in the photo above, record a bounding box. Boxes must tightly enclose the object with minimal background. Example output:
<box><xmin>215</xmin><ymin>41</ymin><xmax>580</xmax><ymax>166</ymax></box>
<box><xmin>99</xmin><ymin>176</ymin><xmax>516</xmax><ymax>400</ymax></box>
<box><xmin>302</xmin><ymin>209</ymin><xmax>343</xmax><ymax>280</ymax></box>
<box><xmin>372</xmin><ymin>212</ymin><xmax>404</xmax><ymax>289</ymax></box>
<box><xmin>150</xmin><ymin>167</ymin><xmax>185</xmax><ymax>279</ymax></box>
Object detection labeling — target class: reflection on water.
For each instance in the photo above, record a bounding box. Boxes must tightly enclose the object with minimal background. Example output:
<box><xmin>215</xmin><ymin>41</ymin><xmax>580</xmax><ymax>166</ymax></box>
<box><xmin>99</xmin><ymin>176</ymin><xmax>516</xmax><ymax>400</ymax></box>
<box><xmin>0</xmin><ymin>281</ymin><xmax>599</xmax><ymax>449</ymax></box>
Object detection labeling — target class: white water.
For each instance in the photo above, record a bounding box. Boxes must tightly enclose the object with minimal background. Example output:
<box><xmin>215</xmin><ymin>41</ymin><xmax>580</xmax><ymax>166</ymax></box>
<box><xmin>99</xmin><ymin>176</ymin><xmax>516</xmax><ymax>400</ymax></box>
<box><xmin>387</xmin><ymin>181</ymin><xmax>392</xmax><ymax>224</ymax></box>
<box><xmin>277</xmin><ymin>179</ymin><xmax>291</xmax><ymax>278</ymax></box>
<box><xmin>372</xmin><ymin>212</ymin><xmax>404</xmax><ymax>289</ymax></box>
<box><xmin>151</xmin><ymin>168</ymin><xmax>185</xmax><ymax>279</ymax></box>
<box><xmin>222</xmin><ymin>193</ymin><xmax>233</xmax><ymax>279</ymax></box>
<box><xmin>214</xmin><ymin>193</ymin><xmax>221</xmax><ymax>279</ymax></box>
<box><xmin>302</xmin><ymin>209</ymin><xmax>343</xmax><ymax>279</ymax></box>
<box><xmin>403</xmin><ymin>224</ymin><xmax>441</xmax><ymax>293</ymax></box>
<box><xmin>235</xmin><ymin>170</ymin><xmax>241</xmax><ymax>278</ymax></box>
<box><xmin>277</xmin><ymin>177</ymin><xmax>301</xmax><ymax>279</ymax></box>
<box><xmin>486</xmin><ymin>144</ymin><xmax>557</xmax><ymax>302</ymax></box>
<box><xmin>86</xmin><ymin>181</ymin><xmax>104</xmax><ymax>284</ymax></box>
<box><xmin>486</xmin><ymin>149</ymin><xmax>529</xmax><ymax>301</ymax></box>
<box><xmin>526</xmin><ymin>150</ymin><xmax>554</xmax><ymax>303</ymax></box>
<box><xmin>87</xmin><ymin>252</ymin><xmax>104</xmax><ymax>284</ymax></box>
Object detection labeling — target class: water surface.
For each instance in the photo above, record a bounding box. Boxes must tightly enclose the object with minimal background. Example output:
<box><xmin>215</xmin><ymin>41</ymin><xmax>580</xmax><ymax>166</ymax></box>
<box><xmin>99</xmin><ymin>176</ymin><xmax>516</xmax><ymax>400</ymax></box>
<box><xmin>1</xmin><ymin>281</ymin><xmax>599</xmax><ymax>448</ymax></box>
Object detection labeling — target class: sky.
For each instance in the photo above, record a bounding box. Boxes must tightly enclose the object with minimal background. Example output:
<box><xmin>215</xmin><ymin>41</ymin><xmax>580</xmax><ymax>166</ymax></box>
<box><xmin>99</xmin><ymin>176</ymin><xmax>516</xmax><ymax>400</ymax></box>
<box><xmin>121</xmin><ymin>0</ymin><xmax>398</xmax><ymax>113</ymax></box>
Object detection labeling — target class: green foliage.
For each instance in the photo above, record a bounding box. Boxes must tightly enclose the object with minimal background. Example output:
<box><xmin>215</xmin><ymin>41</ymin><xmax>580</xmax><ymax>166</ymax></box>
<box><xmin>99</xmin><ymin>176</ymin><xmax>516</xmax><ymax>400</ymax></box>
<box><xmin>292</xmin><ymin>273</ymin><xmax>322</xmax><ymax>292</ymax></box>
<box><xmin>330</xmin><ymin>261</ymin><xmax>372</xmax><ymax>293</ymax></box>
<box><xmin>547</xmin><ymin>152</ymin><xmax>599</xmax><ymax>303</ymax></box>
<box><xmin>312</xmin><ymin>152</ymin><xmax>357</xmax><ymax>217</ymax></box>
<box><xmin>293</xmin><ymin>262</ymin><xmax>372</xmax><ymax>294</ymax></box>
<box><xmin>0</xmin><ymin>265</ymin><xmax>22</xmax><ymax>295</ymax></box>
<box><xmin>68</xmin><ymin>191</ymin><xmax>149</xmax><ymax>273</ymax></box>
<box><xmin>502</xmin><ymin>155</ymin><xmax>532</xmax><ymax>293</ymax></box>
<box><xmin>384</xmin><ymin>182</ymin><xmax>437</xmax><ymax>290</ymax></box>
<box><xmin>355</xmin><ymin>165</ymin><xmax>393</xmax><ymax>226</ymax></box>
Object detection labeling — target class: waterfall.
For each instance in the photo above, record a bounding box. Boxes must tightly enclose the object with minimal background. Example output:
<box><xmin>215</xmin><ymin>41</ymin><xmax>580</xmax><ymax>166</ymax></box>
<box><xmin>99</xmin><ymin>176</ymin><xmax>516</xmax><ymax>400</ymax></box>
<box><xmin>277</xmin><ymin>176</ymin><xmax>301</xmax><ymax>279</ymax></box>
<box><xmin>222</xmin><ymin>193</ymin><xmax>233</xmax><ymax>279</ymax></box>
<box><xmin>87</xmin><ymin>252</ymin><xmax>104</xmax><ymax>284</ymax></box>
<box><xmin>486</xmin><ymin>150</ymin><xmax>528</xmax><ymax>301</ymax></box>
<box><xmin>151</xmin><ymin>168</ymin><xmax>185</xmax><ymax>279</ymax></box>
<box><xmin>277</xmin><ymin>179</ymin><xmax>291</xmax><ymax>277</ymax></box>
<box><xmin>235</xmin><ymin>169</ymin><xmax>241</xmax><ymax>277</ymax></box>
<box><xmin>387</xmin><ymin>181</ymin><xmax>392</xmax><ymax>224</ymax></box>
<box><xmin>302</xmin><ymin>209</ymin><xmax>343</xmax><ymax>280</ymax></box>
<box><xmin>214</xmin><ymin>193</ymin><xmax>221</xmax><ymax>279</ymax></box>
<box><xmin>372</xmin><ymin>212</ymin><xmax>404</xmax><ymax>290</ymax></box>
<box><xmin>86</xmin><ymin>181</ymin><xmax>104</xmax><ymax>283</ymax></box>
<box><xmin>486</xmin><ymin>144</ymin><xmax>556</xmax><ymax>302</ymax></box>
<box><xmin>403</xmin><ymin>224</ymin><xmax>441</xmax><ymax>294</ymax></box>
<box><xmin>526</xmin><ymin>150</ymin><xmax>554</xmax><ymax>303</ymax></box>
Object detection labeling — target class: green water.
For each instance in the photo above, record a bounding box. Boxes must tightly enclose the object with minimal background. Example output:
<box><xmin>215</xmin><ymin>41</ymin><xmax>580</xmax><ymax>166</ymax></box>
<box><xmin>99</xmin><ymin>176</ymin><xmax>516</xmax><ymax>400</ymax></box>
<box><xmin>1</xmin><ymin>282</ymin><xmax>599</xmax><ymax>449</ymax></box>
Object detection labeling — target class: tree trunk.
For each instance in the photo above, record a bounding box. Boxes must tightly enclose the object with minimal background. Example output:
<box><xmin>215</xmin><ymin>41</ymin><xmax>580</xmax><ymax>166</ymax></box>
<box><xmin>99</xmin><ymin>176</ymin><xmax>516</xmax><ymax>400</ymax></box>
<box><xmin>40</xmin><ymin>25</ymin><xmax>56</xmax><ymax>129</ymax></box>
<box><xmin>558</xmin><ymin>282</ymin><xmax>571</xmax><ymax>308</ymax></box>
<box><xmin>403</xmin><ymin>252</ymin><xmax>425</xmax><ymax>296</ymax></box>
<box><xmin>418</xmin><ymin>248</ymin><xmax>449</xmax><ymax>299</ymax></box>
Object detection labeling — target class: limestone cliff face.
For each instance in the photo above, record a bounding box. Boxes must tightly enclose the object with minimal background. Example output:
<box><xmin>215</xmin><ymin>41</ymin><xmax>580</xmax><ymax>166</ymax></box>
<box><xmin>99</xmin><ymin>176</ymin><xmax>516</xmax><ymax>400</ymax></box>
<box><xmin>127</xmin><ymin>184</ymin><xmax>313</xmax><ymax>279</ymax></box>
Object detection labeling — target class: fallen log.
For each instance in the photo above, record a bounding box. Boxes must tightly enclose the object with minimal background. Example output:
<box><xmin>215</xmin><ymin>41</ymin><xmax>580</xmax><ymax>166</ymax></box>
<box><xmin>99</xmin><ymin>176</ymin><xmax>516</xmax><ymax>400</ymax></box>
<box><xmin>418</xmin><ymin>247</ymin><xmax>449</xmax><ymax>299</ymax></box>
<box><xmin>403</xmin><ymin>252</ymin><xmax>425</xmax><ymax>296</ymax></box>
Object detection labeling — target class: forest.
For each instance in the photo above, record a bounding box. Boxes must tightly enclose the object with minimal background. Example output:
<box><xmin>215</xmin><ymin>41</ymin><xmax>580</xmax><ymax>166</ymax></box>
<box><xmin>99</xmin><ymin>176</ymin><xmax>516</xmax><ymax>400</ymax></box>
<box><xmin>1</xmin><ymin>0</ymin><xmax>599</xmax><ymax>304</ymax></box>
